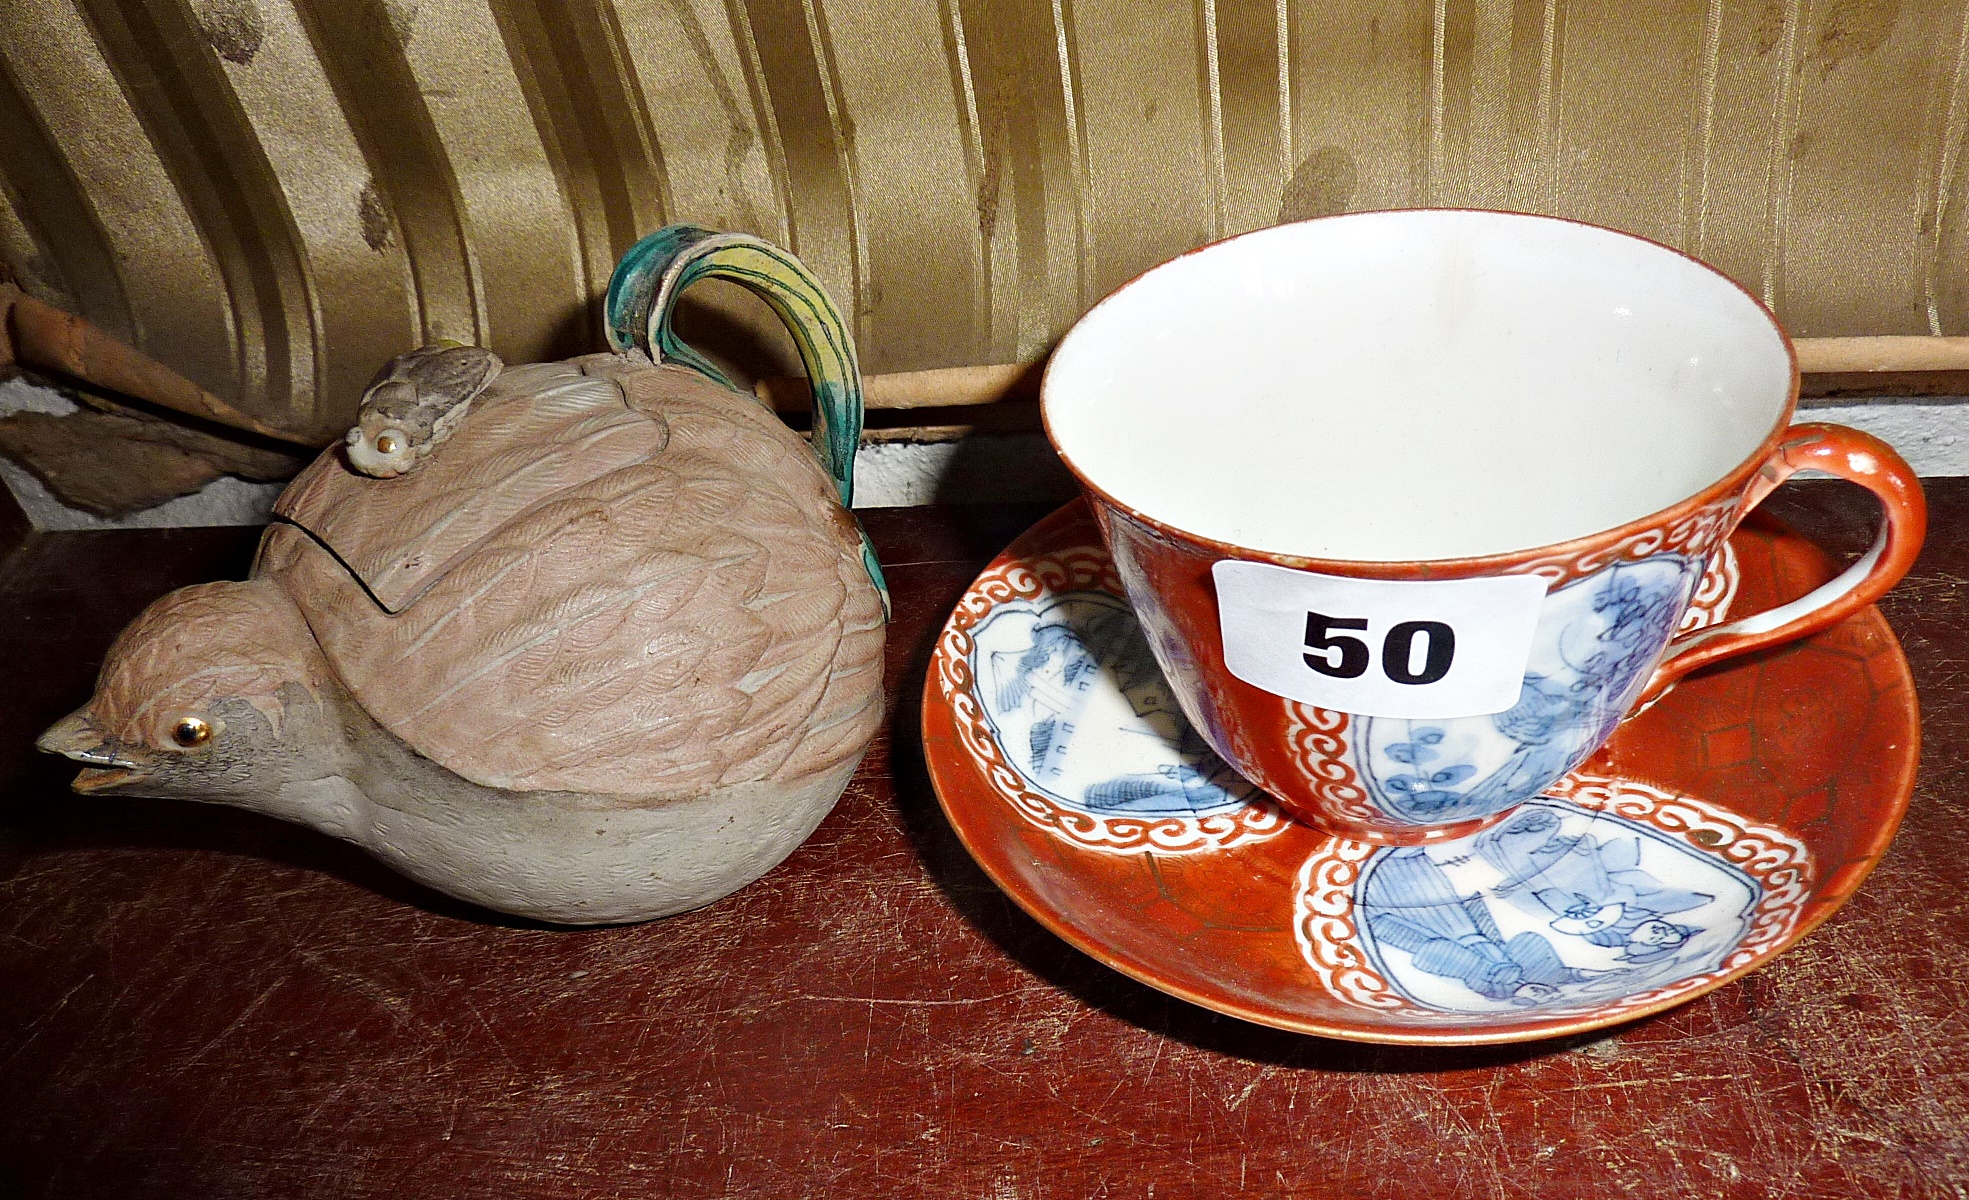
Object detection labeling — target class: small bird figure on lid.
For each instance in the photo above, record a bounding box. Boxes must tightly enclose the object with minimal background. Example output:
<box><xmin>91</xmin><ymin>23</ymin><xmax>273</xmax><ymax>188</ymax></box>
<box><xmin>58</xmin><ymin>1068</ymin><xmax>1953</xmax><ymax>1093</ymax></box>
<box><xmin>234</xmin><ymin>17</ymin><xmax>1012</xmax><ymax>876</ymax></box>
<box><xmin>343</xmin><ymin>343</ymin><xmax>503</xmax><ymax>478</ymax></box>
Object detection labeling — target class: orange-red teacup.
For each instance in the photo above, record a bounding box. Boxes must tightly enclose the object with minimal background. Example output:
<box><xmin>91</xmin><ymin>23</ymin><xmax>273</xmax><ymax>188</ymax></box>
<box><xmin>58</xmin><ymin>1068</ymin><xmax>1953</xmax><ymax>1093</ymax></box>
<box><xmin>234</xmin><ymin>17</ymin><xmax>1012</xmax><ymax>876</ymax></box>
<box><xmin>1041</xmin><ymin>210</ymin><xmax>1924</xmax><ymax>845</ymax></box>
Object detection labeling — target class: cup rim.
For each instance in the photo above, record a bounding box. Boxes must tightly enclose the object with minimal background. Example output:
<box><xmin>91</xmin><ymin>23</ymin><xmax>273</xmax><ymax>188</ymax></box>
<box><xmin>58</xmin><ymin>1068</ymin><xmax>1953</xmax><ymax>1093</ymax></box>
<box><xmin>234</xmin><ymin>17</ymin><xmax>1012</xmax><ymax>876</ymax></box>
<box><xmin>1038</xmin><ymin>207</ymin><xmax>1803</xmax><ymax>575</ymax></box>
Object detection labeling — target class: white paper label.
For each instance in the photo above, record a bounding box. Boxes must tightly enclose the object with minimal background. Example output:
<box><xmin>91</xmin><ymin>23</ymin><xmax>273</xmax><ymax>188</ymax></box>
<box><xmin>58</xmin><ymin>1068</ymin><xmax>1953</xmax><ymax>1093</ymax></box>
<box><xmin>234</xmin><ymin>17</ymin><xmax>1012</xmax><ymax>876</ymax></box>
<box><xmin>1212</xmin><ymin>561</ymin><xmax>1549</xmax><ymax>719</ymax></box>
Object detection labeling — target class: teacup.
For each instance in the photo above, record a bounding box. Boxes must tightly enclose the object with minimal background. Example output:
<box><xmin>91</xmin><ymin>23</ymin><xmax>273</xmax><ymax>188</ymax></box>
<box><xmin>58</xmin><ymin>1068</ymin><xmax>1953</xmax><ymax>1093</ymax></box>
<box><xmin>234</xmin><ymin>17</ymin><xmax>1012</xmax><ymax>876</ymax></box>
<box><xmin>1041</xmin><ymin>209</ymin><xmax>1925</xmax><ymax>844</ymax></box>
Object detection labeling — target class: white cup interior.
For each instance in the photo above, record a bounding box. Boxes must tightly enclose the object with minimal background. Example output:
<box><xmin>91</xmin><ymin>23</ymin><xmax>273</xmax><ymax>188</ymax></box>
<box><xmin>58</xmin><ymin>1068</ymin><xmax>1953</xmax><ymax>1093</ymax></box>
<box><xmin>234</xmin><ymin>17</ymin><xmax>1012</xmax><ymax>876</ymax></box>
<box><xmin>1043</xmin><ymin>211</ymin><xmax>1794</xmax><ymax>561</ymax></box>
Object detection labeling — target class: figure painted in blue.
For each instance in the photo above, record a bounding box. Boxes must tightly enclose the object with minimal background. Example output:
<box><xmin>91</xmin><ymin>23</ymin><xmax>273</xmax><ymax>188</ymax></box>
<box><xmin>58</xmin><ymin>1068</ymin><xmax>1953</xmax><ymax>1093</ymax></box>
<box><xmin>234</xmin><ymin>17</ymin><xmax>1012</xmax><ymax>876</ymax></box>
<box><xmin>1082</xmin><ymin>759</ymin><xmax>1235</xmax><ymax>814</ymax></box>
<box><xmin>1377</xmin><ymin>714</ymin><xmax>1567</xmax><ymax>819</ymax></box>
<box><xmin>993</xmin><ymin>604</ymin><xmax>1147</xmax><ymax>715</ymax></box>
<box><xmin>1555</xmin><ymin>562</ymin><xmax>1687</xmax><ymax>724</ymax></box>
<box><xmin>1361</xmin><ymin>848</ymin><xmax>1616</xmax><ymax>1005</ymax></box>
<box><xmin>982</xmin><ymin>595</ymin><xmax>1247</xmax><ymax>817</ymax></box>
<box><xmin>1366</xmin><ymin>560</ymin><xmax>1688</xmax><ymax>823</ymax></box>
<box><xmin>1375</xmin><ymin>727</ymin><xmax>1476</xmax><ymax>816</ymax></box>
<box><xmin>1076</xmin><ymin>691</ymin><xmax>1246</xmax><ymax>814</ymax></box>
<box><xmin>1475</xmin><ymin>806</ymin><xmax>1710</xmax><ymax>964</ymax></box>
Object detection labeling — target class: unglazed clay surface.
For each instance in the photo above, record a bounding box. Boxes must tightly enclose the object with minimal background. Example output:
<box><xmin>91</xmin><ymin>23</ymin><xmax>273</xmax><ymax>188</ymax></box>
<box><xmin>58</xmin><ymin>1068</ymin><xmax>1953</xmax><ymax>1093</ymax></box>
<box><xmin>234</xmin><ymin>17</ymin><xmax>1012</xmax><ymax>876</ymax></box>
<box><xmin>40</xmin><ymin>354</ymin><xmax>885</xmax><ymax>924</ymax></box>
<box><xmin>266</xmin><ymin>357</ymin><xmax>884</xmax><ymax>797</ymax></box>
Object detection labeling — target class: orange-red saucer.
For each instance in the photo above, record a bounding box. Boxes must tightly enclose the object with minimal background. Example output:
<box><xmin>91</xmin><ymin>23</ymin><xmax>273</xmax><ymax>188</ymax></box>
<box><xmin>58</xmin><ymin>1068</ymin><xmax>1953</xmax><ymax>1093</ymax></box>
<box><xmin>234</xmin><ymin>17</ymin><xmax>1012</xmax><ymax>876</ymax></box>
<box><xmin>920</xmin><ymin>499</ymin><xmax>1917</xmax><ymax>1045</ymax></box>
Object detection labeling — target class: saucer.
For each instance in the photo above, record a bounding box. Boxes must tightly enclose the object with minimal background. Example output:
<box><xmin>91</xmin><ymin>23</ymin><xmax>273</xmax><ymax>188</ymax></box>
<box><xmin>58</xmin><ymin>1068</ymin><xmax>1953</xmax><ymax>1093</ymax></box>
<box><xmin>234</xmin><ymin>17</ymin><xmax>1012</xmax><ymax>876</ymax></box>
<box><xmin>920</xmin><ymin>499</ymin><xmax>1917</xmax><ymax>1045</ymax></box>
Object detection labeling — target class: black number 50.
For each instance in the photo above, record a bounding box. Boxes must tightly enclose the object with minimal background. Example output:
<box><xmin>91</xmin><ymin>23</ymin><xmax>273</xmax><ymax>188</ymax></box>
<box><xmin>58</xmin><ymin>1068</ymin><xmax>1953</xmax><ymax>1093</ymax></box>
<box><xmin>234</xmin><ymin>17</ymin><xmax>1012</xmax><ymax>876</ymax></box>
<box><xmin>1303</xmin><ymin>612</ymin><xmax>1455</xmax><ymax>686</ymax></box>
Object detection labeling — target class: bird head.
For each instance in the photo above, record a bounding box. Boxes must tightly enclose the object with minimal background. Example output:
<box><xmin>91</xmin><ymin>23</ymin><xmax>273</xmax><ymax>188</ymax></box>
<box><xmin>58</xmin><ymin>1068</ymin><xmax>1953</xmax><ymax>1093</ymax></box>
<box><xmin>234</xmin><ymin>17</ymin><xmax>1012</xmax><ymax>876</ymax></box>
<box><xmin>343</xmin><ymin>343</ymin><xmax>501</xmax><ymax>478</ymax></box>
<box><xmin>38</xmin><ymin>580</ymin><xmax>350</xmax><ymax>804</ymax></box>
<box><xmin>344</xmin><ymin>398</ymin><xmax>417</xmax><ymax>478</ymax></box>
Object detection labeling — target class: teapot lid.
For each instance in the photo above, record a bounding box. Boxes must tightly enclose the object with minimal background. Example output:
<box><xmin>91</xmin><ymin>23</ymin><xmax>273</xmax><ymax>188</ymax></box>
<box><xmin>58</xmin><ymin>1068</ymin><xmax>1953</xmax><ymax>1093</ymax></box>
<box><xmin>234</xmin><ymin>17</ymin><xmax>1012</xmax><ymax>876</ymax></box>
<box><xmin>273</xmin><ymin>360</ymin><xmax>665</xmax><ymax>613</ymax></box>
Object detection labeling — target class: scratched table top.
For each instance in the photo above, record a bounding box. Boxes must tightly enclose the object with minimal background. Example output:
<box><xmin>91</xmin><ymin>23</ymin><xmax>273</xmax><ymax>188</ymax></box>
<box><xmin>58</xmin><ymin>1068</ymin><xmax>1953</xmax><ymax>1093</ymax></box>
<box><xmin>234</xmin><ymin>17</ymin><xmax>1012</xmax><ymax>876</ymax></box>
<box><xmin>2</xmin><ymin>482</ymin><xmax>1966</xmax><ymax>1199</ymax></box>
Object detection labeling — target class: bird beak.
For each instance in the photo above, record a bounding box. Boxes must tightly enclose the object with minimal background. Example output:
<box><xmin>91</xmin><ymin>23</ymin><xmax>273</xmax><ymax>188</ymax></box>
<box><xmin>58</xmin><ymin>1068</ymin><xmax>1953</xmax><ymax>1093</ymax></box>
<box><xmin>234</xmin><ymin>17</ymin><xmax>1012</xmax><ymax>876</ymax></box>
<box><xmin>36</xmin><ymin>710</ymin><xmax>148</xmax><ymax>793</ymax></box>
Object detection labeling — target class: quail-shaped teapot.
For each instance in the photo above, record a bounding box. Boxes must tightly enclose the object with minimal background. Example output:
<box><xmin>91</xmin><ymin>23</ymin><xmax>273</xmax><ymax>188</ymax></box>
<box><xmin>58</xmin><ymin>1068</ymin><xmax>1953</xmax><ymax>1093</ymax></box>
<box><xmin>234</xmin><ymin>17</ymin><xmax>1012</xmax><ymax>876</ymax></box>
<box><xmin>38</xmin><ymin>228</ymin><xmax>888</xmax><ymax>925</ymax></box>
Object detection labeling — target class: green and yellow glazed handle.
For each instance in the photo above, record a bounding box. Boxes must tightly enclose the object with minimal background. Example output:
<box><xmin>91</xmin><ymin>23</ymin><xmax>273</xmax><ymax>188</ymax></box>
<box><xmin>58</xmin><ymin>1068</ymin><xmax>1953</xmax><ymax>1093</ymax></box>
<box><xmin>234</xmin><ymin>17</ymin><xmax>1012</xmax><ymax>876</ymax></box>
<box><xmin>604</xmin><ymin>225</ymin><xmax>888</xmax><ymax>610</ymax></box>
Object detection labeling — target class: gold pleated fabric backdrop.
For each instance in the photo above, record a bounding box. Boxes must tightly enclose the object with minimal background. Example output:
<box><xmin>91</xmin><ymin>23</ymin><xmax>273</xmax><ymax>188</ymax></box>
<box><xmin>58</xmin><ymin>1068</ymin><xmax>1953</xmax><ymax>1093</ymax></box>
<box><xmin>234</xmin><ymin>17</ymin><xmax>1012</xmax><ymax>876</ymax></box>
<box><xmin>3</xmin><ymin>0</ymin><xmax>1968</xmax><ymax>433</ymax></box>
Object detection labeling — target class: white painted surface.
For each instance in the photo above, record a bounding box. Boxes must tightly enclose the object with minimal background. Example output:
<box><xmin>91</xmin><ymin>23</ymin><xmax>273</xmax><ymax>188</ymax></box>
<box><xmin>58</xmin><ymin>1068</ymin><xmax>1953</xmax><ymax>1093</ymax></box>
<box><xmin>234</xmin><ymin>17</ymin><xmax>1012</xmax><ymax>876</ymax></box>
<box><xmin>849</xmin><ymin>436</ymin><xmax>1078</xmax><ymax>508</ymax></box>
<box><xmin>1802</xmin><ymin>402</ymin><xmax>1969</xmax><ymax>475</ymax></box>
<box><xmin>2</xmin><ymin>378</ymin><xmax>1965</xmax><ymax>531</ymax></box>
<box><xmin>0</xmin><ymin>376</ymin><xmax>288</xmax><ymax>530</ymax></box>
<box><xmin>0</xmin><ymin>374</ymin><xmax>79</xmax><ymax>419</ymax></box>
<box><xmin>0</xmin><ymin>458</ymin><xmax>284</xmax><ymax>530</ymax></box>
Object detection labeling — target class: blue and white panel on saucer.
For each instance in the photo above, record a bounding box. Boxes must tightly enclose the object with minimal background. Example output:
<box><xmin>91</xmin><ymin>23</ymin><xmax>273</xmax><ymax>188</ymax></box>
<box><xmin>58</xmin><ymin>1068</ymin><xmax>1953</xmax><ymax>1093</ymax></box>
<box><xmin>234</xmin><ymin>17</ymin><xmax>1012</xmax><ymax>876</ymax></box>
<box><xmin>1293</xmin><ymin>774</ymin><xmax>1813</xmax><ymax>1022</ymax></box>
<box><xmin>934</xmin><ymin>547</ymin><xmax>1287</xmax><ymax>854</ymax></box>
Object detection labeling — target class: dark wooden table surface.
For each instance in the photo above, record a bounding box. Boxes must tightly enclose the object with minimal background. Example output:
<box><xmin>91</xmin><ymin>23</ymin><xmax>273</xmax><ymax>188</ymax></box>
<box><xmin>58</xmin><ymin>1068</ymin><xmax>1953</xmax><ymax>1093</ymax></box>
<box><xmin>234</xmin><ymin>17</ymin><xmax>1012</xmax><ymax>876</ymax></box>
<box><xmin>3</xmin><ymin>481</ymin><xmax>1966</xmax><ymax>1199</ymax></box>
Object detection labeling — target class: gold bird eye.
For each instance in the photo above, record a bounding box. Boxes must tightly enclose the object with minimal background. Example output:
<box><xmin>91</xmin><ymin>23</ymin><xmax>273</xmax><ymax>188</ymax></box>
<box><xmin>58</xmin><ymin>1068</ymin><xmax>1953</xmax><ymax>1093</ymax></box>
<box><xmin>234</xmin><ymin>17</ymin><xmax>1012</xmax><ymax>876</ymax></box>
<box><xmin>171</xmin><ymin>716</ymin><xmax>213</xmax><ymax>747</ymax></box>
<box><xmin>374</xmin><ymin>433</ymin><xmax>400</xmax><ymax>455</ymax></box>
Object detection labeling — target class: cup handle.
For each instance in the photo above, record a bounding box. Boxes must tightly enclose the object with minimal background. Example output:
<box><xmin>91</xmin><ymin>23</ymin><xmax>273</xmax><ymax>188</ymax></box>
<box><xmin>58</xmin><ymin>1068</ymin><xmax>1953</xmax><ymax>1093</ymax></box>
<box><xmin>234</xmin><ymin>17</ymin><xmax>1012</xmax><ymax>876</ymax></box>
<box><xmin>1637</xmin><ymin>422</ymin><xmax>1926</xmax><ymax>706</ymax></box>
<box><xmin>601</xmin><ymin>224</ymin><xmax>888</xmax><ymax>613</ymax></box>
